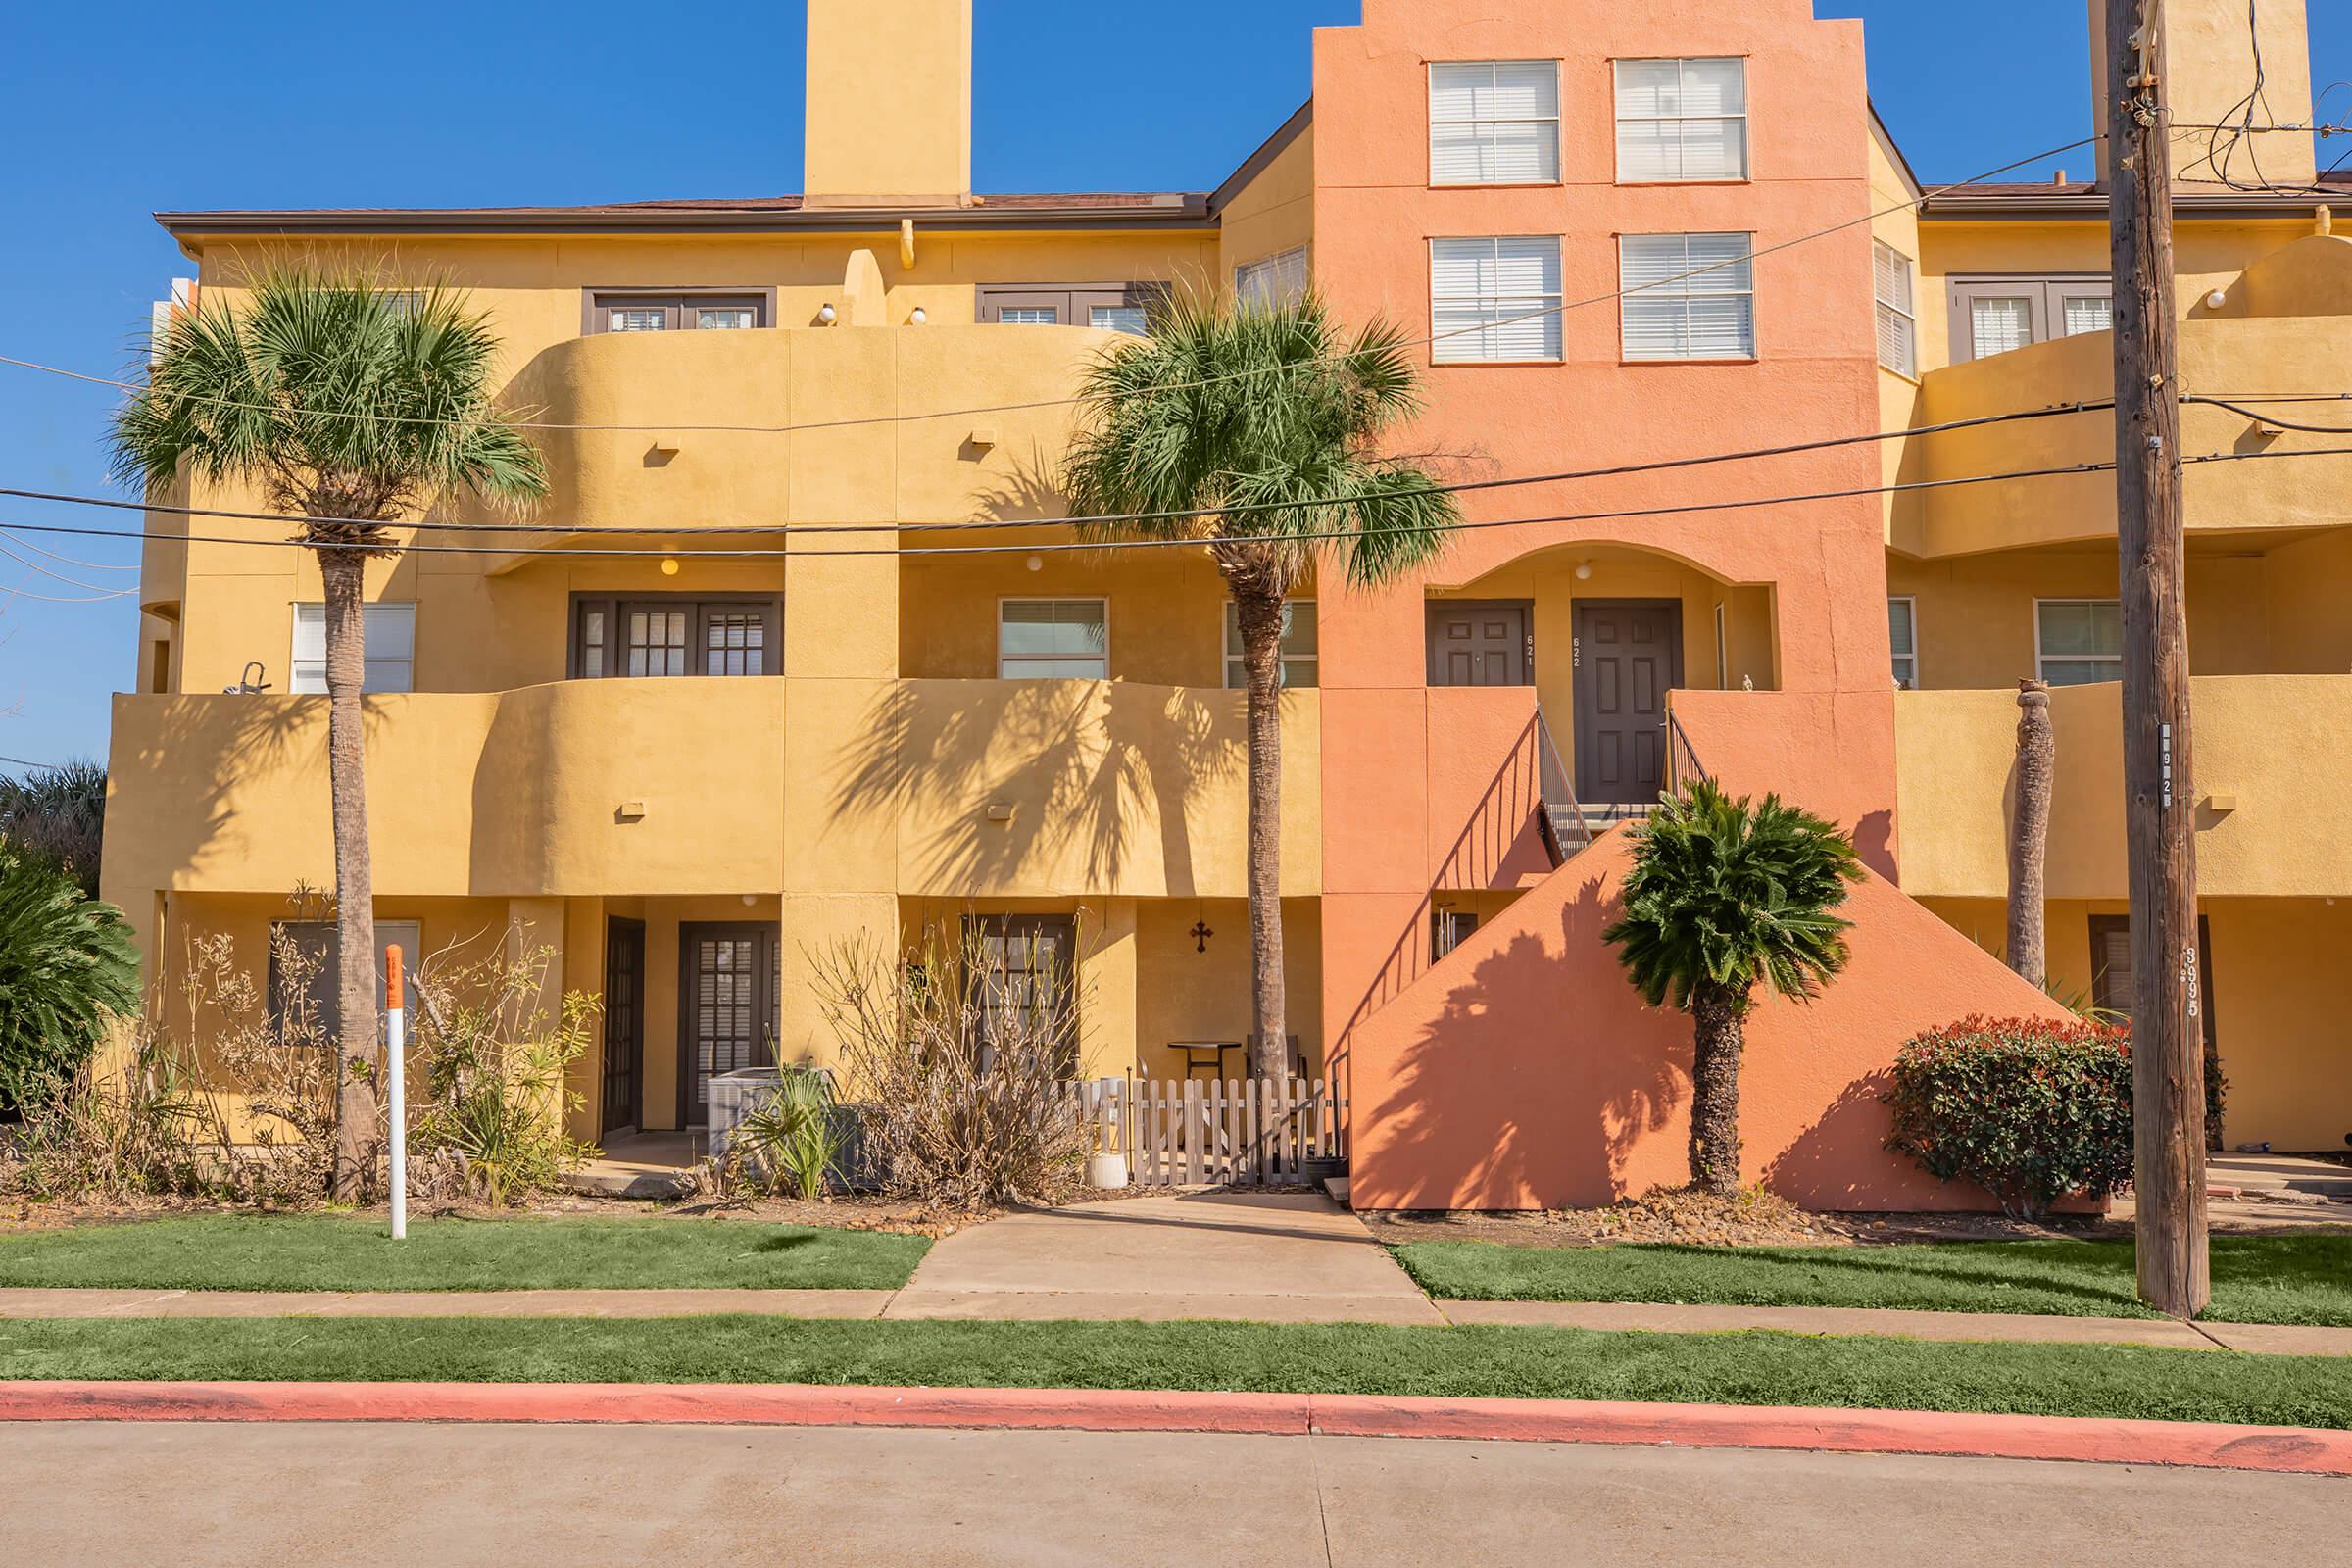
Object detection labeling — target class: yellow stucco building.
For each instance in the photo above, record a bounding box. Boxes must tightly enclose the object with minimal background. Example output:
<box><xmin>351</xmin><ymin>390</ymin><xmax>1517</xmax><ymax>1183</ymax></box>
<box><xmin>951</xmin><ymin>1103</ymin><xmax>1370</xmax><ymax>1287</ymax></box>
<box><xmin>102</xmin><ymin>0</ymin><xmax>2351</xmax><ymax>1160</ymax></box>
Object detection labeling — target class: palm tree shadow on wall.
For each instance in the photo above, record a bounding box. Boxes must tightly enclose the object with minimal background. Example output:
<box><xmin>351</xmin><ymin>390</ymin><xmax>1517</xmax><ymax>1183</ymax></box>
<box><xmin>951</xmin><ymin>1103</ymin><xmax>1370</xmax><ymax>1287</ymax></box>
<box><xmin>119</xmin><ymin>696</ymin><xmax>352</xmax><ymax>895</ymax></box>
<box><xmin>829</xmin><ymin>676</ymin><xmax>1240</xmax><ymax>893</ymax></box>
<box><xmin>1364</xmin><ymin>874</ymin><xmax>1690</xmax><ymax>1206</ymax></box>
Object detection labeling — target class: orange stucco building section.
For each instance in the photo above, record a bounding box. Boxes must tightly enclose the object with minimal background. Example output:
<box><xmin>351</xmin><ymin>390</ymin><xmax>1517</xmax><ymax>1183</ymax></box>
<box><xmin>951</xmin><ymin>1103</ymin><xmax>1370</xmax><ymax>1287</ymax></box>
<box><xmin>1307</xmin><ymin>0</ymin><xmax>2068</xmax><ymax>1207</ymax></box>
<box><xmin>1347</xmin><ymin>829</ymin><xmax>2079</xmax><ymax>1212</ymax></box>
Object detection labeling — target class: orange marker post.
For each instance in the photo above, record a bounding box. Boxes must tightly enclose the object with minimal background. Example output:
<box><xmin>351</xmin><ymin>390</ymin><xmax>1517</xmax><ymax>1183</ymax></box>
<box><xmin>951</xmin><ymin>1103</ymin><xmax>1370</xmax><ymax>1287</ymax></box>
<box><xmin>386</xmin><ymin>945</ymin><xmax>407</xmax><ymax>1241</ymax></box>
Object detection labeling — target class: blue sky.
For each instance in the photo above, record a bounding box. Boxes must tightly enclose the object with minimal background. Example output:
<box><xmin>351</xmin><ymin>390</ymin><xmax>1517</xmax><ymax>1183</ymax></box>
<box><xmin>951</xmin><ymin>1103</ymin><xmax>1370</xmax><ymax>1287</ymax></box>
<box><xmin>0</xmin><ymin>1</ymin><xmax>2343</xmax><ymax>767</ymax></box>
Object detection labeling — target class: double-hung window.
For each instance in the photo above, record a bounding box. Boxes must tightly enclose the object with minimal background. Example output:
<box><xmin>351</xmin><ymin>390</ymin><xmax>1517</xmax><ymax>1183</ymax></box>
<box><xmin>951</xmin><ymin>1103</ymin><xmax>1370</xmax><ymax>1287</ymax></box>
<box><xmin>1234</xmin><ymin>247</ymin><xmax>1309</xmax><ymax>310</ymax></box>
<box><xmin>569</xmin><ymin>595</ymin><xmax>781</xmax><ymax>679</ymax></box>
<box><xmin>1949</xmin><ymin>277</ymin><xmax>2114</xmax><ymax>363</ymax></box>
<box><xmin>1431</xmin><ymin>237</ymin><xmax>1563</xmax><ymax>364</ymax></box>
<box><xmin>291</xmin><ymin>603</ymin><xmax>416</xmax><ymax>694</ymax></box>
<box><xmin>976</xmin><ymin>285</ymin><xmax>1164</xmax><ymax>334</ymax></box>
<box><xmin>1429</xmin><ymin>61</ymin><xmax>1560</xmax><ymax>185</ymax></box>
<box><xmin>1000</xmin><ymin>599</ymin><xmax>1108</xmax><ymax>679</ymax></box>
<box><xmin>1887</xmin><ymin>597</ymin><xmax>1919</xmax><ymax>690</ymax></box>
<box><xmin>587</xmin><ymin>291</ymin><xmax>769</xmax><ymax>333</ymax></box>
<box><xmin>1621</xmin><ymin>233</ymin><xmax>1755</xmax><ymax>360</ymax></box>
<box><xmin>1874</xmin><ymin>242</ymin><xmax>1918</xmax><ymax>376</ymax></box>
<box><xmin>2035</xmin><ymin>599</ymin><xmax>2124</xmax><ymax>686</ymax></box>
<box><xmin>1223</xmin><ymin>600</ymin><xmax>1318</xmax><ymax>689</ymax></box>
<box><xmin>1614</xmin><ymin>58</ymin><xmax>1747</xmax><ymax>181</ymax></box>
<box><xmin>268</xmin><ymin>919</ymin><xmax>422</xmax><ymax>1042</ymax></box>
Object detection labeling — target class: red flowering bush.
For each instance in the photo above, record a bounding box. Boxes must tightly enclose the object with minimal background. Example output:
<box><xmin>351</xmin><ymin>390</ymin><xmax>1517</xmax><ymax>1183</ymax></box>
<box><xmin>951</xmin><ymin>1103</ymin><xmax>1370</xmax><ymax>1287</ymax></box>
<box><xmin>1883</xmin><ymin>1014</ymin><xmax>2134</xmax><ymax>1218</ymax></box>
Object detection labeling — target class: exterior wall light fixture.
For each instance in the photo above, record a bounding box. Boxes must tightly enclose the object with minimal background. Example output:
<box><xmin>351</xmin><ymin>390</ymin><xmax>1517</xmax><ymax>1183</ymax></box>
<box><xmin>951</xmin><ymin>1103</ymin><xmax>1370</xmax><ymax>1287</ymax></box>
<box><xmin>910</xmin><ymin>306</ymin><xmax>929</xmax><ymax>324</ymax></box>
<box><xmin>817</xmin><ymin>303</ymin><xmax>838</xmax><ymax>324</ymax></box>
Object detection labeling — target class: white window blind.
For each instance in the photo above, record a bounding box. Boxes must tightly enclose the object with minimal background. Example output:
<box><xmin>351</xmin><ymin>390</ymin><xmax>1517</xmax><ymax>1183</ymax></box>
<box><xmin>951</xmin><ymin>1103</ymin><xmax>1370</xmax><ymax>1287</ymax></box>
<box><xmin>2063</xmin><ymin>295</ymin><xmax>2114</xmax><ymax>336</ymax></box>
<box><xmin>1620</xmin><ymin>233</ymin><xmax>1755</xmax><ymax>360</ymax></box>
<box><xmin>2036</xmin><ymin>600</ymin><xmax>2124</xmax><ymax>686</ymax></box>
<box><xmin>1970</xmin><ymin>296</ymin><xmax>2035</xmax><ymax>358</ymax></box>
<box><xmin>1224</xmin><ymin>600</ymin><xmax>1319</xmax><ymax>689</ymax></box>
<box><xmin>1430</xmin><ymin>61</ymin><xmax>1560</xmax><ymax>185</ymax></box>
<box><xmin>291</xmin><ymin>603</ymin><xmax>416</xmax><ymax>694</ymax></box>
<box><xmin>999</xmin><ymin>306</ymin><xmax>1059</xmax><ymax>325</ymax></box>
<box><xmin>1615</xmin><ymin>58</ymin><xmax>1747</xmax><ymax>181</ymax></box>
<box><xmin>696</xmin><ymin>306</ymin><xmax>756</xmax><ymax>329</ymax></box>
<box><xmin>1234</xmin><ymin>247</ymin><xmax>1309</xmax><ymax>310</ymax></box>
<box><xmin>1887</xmin><ymin>598</ymin><xmax>1918</xmax><ymax>690</ymax></box>
<box><xmin>1873</xmin><ymin>241</ymin><xmax>1917</xmax><ymax>376</ymax></box>
<box><xmin>610</xmin><ymin>308</ymin><xmax>667</xmax><ymax>332</ymax></box>
<box><xmin>1090</xmin><ymin>305</ymin><xmax>1151</xmax><ymax>335</ymax></box>
<box><xmin>1000</xmin><ymin>600</ymin><xmax>1108</xmax><ymax>679</ymax></box>
<box><xmin>1431</xmin><ymin>236</ymin><xmax>1563</xmax><ymax>363</ymax></box>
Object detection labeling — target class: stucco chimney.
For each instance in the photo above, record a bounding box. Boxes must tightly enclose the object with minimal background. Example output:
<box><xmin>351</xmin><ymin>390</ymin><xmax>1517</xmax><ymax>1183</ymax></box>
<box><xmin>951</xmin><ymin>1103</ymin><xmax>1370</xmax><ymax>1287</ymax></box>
<box><xmin>803</xmin><ymin>0</ymin><xmax>974</xmax><ymax>208</ymax></box>
<box><xmin>2089</xmin><ymin>0</ymin><xmax>2316</xmax><ymax>187</ymax></box>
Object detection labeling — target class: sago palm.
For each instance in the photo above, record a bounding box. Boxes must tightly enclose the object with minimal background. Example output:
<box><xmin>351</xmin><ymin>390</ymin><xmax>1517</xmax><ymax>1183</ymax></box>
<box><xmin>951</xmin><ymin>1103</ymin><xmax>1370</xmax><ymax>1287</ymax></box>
<box><xmin>0</xmin><ymin>759</ymin><xmax>108</xmax><ymax>897</ymax></box>
<box><xmin>1602</xmin><ymin>780</ymin><xmax>1864</xmax><ymax>1194</ymax></box>
<box><xmin>0</xmin><ymin>845</ymin><xmax>141</xmax><ymax>1119</ymax></box>
<box><xmin>1063</xmin><ymin>292</ymin><xmax>1460</xmax><ymax>1080</ymax></box>
<box><xmin>110</xmin><ymin>268</ymin><xmax>547</xmax><ymax>1195</ymax></box>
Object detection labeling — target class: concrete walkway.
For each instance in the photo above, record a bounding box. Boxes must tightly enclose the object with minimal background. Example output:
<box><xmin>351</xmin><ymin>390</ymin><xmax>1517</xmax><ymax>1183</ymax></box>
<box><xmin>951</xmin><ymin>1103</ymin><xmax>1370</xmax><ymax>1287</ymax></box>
<box><xmin>884</xmin><ymin>1191</ymin><xmax>1447</xmax><ymax>1324</ymax></box>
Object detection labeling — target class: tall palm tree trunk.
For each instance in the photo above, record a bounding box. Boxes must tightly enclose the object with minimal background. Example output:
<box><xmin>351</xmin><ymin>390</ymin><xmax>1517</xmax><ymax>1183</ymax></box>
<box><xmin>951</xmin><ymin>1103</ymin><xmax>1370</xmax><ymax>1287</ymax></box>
<box><xmin>2007</xmin><ymin>679</ymin><xmax>2055</xmax><ymax>989</ymax></box>
<box><xmin>318</xmin><ymin>547</ymin><xmax>380</xmax><ymax>1200</ymax></box>
<box><xmin>1235</xmin><ymin>589</ymin><xmax>1289</xmax><ymax>1082</ymax></box>
<box><xmin>1688</xmin><ymin>982</ymin><xmax>1746</xmax><ymax>1195</ymax></box>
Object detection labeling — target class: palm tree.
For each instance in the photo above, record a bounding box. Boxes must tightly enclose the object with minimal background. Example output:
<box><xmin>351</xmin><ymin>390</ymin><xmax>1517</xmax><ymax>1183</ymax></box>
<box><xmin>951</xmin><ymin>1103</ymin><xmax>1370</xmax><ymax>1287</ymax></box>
<box><xmin>1602</xmin><ymin>780</ymin><xmax>1864</xmax><ymax>1194</ymax></box>
<box><xmin>0</xmin><ymin>759</ymin><xmax>107</xmax><ymax>897</ymax></box>
<box><xmin>111</xmin><ymin>269</ymin><xmax>546</xmax><ymax>1196</ymax></box>
<box><xmin>1062</xmin><ymin>292</ymin><xmax>1461</xmax><ymax>1080</ymax></box>
<box><xmin>0</xmin><ymin>845</ymin><xmax>140</xmax><ymax>1120</ymax></box>
<box><xmin>2007</xmin><ymin>679</ymin><xmax>2055</xmax><ymax>988</ymax></box>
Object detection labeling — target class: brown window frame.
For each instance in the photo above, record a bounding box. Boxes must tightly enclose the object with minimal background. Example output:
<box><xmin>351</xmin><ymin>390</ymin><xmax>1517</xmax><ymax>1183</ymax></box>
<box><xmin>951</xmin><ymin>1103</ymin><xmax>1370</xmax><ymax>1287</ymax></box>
<box><xmin>1947</xmin><ymin>275</ymin><xmax>2113</xmax><ymax>364</ymax></box>
<box><xmin>567</xmin><ymin>592</ymin><xmax>783</xmax><ymax>680</ymax></box>
<box><xmin>582</xmin><ymin>288</ymin><xmax>776</xmax><ymax>335</ymax></box>
<box><xmin>975</xmin><ymin>282</ymin><xmax>1170</xmax><ymax>331</ymax></box>
<box><xmin>2087</xmin><ymin>913</ymin><xmax>2218</xmax><ymax>1061</ymax></box>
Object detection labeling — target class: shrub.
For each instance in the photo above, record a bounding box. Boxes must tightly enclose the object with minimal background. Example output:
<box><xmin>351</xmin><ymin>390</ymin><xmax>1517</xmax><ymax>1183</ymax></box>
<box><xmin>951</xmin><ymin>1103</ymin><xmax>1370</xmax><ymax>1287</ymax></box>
<box><xmin>814</xmin><ymin>927</ymin><xmax>1087</xmax><ymax>1209</ymax></box>
<box><xmin>732</xmin><ymin>1068</ymin><xmax>845</xmax><ymax>1201</ymax></box>
<box><xmin>0</xmin><ymin>760</ymin><xmax>108</xmax><ymax>897</ymax></box>
<box><xmin>1883</xmin><ymin>1014</ymin><xmax>2133</xmax><ymax>1218</ymax></box>
<box><xmin>0</xmin><ymin>846</ymin><xmax>141</xmax><ymax>1119</ymax></box>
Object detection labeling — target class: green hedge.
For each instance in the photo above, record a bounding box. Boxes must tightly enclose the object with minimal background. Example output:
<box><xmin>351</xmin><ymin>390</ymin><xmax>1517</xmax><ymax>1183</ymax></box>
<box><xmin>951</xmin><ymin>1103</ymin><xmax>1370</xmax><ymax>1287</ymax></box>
<box><xmin>1883</xmin><ymin>1014</ymin><xmax>2133</xmax><ymax>1217</ymax></box>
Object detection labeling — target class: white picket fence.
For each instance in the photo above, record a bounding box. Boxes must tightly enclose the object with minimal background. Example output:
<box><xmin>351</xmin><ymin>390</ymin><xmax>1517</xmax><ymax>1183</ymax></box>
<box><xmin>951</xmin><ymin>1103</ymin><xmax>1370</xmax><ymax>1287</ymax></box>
<box><xmin>1065</xmin><ymin>1077</ymin><xmax>1347</xmax><ymax>1189</ymax></box>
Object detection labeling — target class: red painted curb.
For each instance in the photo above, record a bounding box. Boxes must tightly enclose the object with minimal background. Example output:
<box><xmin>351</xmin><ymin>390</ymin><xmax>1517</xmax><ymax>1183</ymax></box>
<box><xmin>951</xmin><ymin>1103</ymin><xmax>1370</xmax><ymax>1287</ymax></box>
<box><xmin>1</xmin><ymin>1382</ymin><xmax>2346</xmax><ymax>1477</ymax></box>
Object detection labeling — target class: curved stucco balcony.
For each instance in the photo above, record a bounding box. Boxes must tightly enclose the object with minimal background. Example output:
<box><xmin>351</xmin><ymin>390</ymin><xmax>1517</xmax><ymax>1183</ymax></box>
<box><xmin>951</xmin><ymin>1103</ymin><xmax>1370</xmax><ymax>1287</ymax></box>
<box><xmin>488</xmin><ymin>321</ymin><xmax>1131</xmax><ymax>560</ymax></box>
<box><xmin>1894</xmin><ymin>676</ymin><xmax>2352</xmax><ymax>901</ymax></box>
<box><xmin>1895</xmin><ymin>236</ymin><xmax>2352</xmax><ymax>560</ymax></box>
<box><xmin>101</xmin><ymin>677</ymin><xmax>1320</xmax><ymax>903</ymax></box>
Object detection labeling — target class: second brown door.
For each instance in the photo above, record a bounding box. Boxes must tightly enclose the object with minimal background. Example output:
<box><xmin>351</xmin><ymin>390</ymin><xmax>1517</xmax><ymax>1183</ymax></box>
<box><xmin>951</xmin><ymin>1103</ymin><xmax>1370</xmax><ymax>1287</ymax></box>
<box><xmin>1573</xmin><ymin>602</ymin><xmax>1682</xmax><ymax>806</ymax></box>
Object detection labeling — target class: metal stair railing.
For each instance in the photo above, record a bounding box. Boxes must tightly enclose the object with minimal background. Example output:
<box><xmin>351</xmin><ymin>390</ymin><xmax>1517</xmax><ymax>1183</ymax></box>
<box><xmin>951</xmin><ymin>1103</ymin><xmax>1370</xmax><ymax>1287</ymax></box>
<box><xmin>1533</xmin><ymin>707</ymin><xmax>1592</xmax><ymax>864</ymax></box>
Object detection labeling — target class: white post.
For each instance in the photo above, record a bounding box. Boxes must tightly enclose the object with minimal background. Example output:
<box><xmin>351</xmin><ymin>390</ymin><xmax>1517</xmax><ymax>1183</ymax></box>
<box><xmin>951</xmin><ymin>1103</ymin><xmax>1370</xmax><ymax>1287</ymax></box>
<box><xmin>386</xmin><ymin>945</ymin><xmax>407</xmax><ymax>1242</ymax></box>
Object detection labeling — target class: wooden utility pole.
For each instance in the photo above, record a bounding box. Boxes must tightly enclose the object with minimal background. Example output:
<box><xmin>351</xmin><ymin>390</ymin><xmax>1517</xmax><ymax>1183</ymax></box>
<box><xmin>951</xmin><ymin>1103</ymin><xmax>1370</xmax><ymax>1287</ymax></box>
<box><xmin>2106</xmin><ymin>0</ymin><xmax>2209</xmax><ymax>1318</ymax></box>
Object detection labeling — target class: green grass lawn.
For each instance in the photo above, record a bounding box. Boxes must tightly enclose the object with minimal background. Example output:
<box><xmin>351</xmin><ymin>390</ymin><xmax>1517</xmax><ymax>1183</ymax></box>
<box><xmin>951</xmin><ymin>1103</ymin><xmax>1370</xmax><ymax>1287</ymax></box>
<box><xmin>0</xmin><ymin>1316</ymin><xmax>2343</xmax><ymax>1428</ymax></box>
<box><xmin>0</xmin><ymin>1215</ymin><xmax>929</xmax><ymax>1293</ymax></box>
<box><xmin>1392</xmin><ymin>1235</ymin><xmax>2352</xmax><ymax>1326</ymax></box>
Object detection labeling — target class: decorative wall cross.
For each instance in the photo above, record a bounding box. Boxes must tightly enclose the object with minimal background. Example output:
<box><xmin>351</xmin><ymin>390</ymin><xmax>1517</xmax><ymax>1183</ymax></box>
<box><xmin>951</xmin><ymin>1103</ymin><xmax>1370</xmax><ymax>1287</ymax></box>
<box><xmin>1190</xmin><ymin>918</ymin><xmax>1214</xmax><ymax>954</ymax></box>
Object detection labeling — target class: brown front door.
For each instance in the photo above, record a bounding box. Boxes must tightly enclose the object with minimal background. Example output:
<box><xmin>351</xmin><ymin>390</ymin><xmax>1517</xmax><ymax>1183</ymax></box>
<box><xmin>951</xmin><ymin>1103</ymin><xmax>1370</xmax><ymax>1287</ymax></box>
<box><xmin>678</xmin><ymin>923</ymin><xmax>778</xmax><ymax>1128</ymax></box>
<box><xmin>601</xmin><ymin>917</ymin><xmax>645</xmax><ymax>1135</ymax></box>
<box><xmin>1573</xmin><ymin>601</ymin><xmax>1682</xmax><ymax>805</ymax></box>
<box><xmin>1427</xmin><ymin>603</ymin><xmax>1533</xmax><ymax>686</ymax></box>
<box><xmin>965</xmin><ymin>914</ymin><xmax>1079</xmax><ymax>1075</ymax></box>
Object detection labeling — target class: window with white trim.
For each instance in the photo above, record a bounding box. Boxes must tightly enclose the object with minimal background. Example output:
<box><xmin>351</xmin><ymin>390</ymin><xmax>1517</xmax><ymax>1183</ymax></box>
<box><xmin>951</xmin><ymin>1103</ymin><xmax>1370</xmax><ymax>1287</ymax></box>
<box><xmin>1000</xmin><ymin>600</ymin><xmax>1108</xmax><ymax>679</ymax></box>
<box><xmin>588</xmin><ymin>292</ymin><xmax>767</xmax><ymax>333</ymax></box>
<box><xmin>1431</xmin><ymin>236</ymin><xmax>1563</xmax><ymax>364</ymax></box>
<box><xmin>1234</xmin><ymin>247</ymin><xmax>1309</xmax><ymax>310</ymax></box>
<box><xmin>2036</xmin><ymin>599</ymin><xmax>2124</xmax><ymax>686</ymax></box>
<box><xmin>1429</xmin><ymin>61</ymin><xmax>1561</xmax><ymax>185</ymax></box>
<box><xmin>1224</xmin><ymin>600</ymin><xmax>1318</xmax><ymax>689</ymax></box>
<box><xmin>1888</xmin><ymin>597</ymin><xmax>1918</xmax><ymax>690</ymax></box>
<box><xmin>1874</xmin><ymin>242</ymin><xmax>1917</xmax><ymax>376</ymax></box>
<box><xmin>1950</xmin><ymin>277</ymin><xmax>2114</xmax><ymax>363</ymax></box>
<box><xmin>1614</xmin><ymin>58</ymin><xmax>1747</xmax><ymax>181</ymax></box>
<box><xmin>291</xmin><ymin>603</ymin><xmax>416</xmax><ymax>694</ymax></box>
<box><xmin>1620</xmin><ymin>233</ymin><xmax>1755</xmax><ymax>360</ymax></box>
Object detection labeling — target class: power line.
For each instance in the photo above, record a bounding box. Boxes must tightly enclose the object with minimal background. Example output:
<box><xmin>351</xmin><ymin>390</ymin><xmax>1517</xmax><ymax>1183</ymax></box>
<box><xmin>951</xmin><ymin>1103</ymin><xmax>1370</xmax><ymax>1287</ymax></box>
<box><xmin>4</xmin><ymin>444</ymin><xmax>2347</xmax><ymax>565</ymax></box>
<box><xmin>0</xmin><ymin>529</ymin><xmax>141</xmax><ymax>572</ymax></box>
<box><xmin>0</xmin><ymin>400</ymin><xmax>2117</xmax><ymax>540</ymax></box>
<box><xmin>0</xmin><ymin>135</ymin><xmax>2106</xmax><ymax>440</ymax></box>
<box><xmin>0</xmin><ymin>754</ymin><xmax>64</xmax><ymax>772</ymax></box>
<box><xmin>0</xmin><ymin>539</ymin><xmax>134</xmax><ymax>594</ymax></box>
